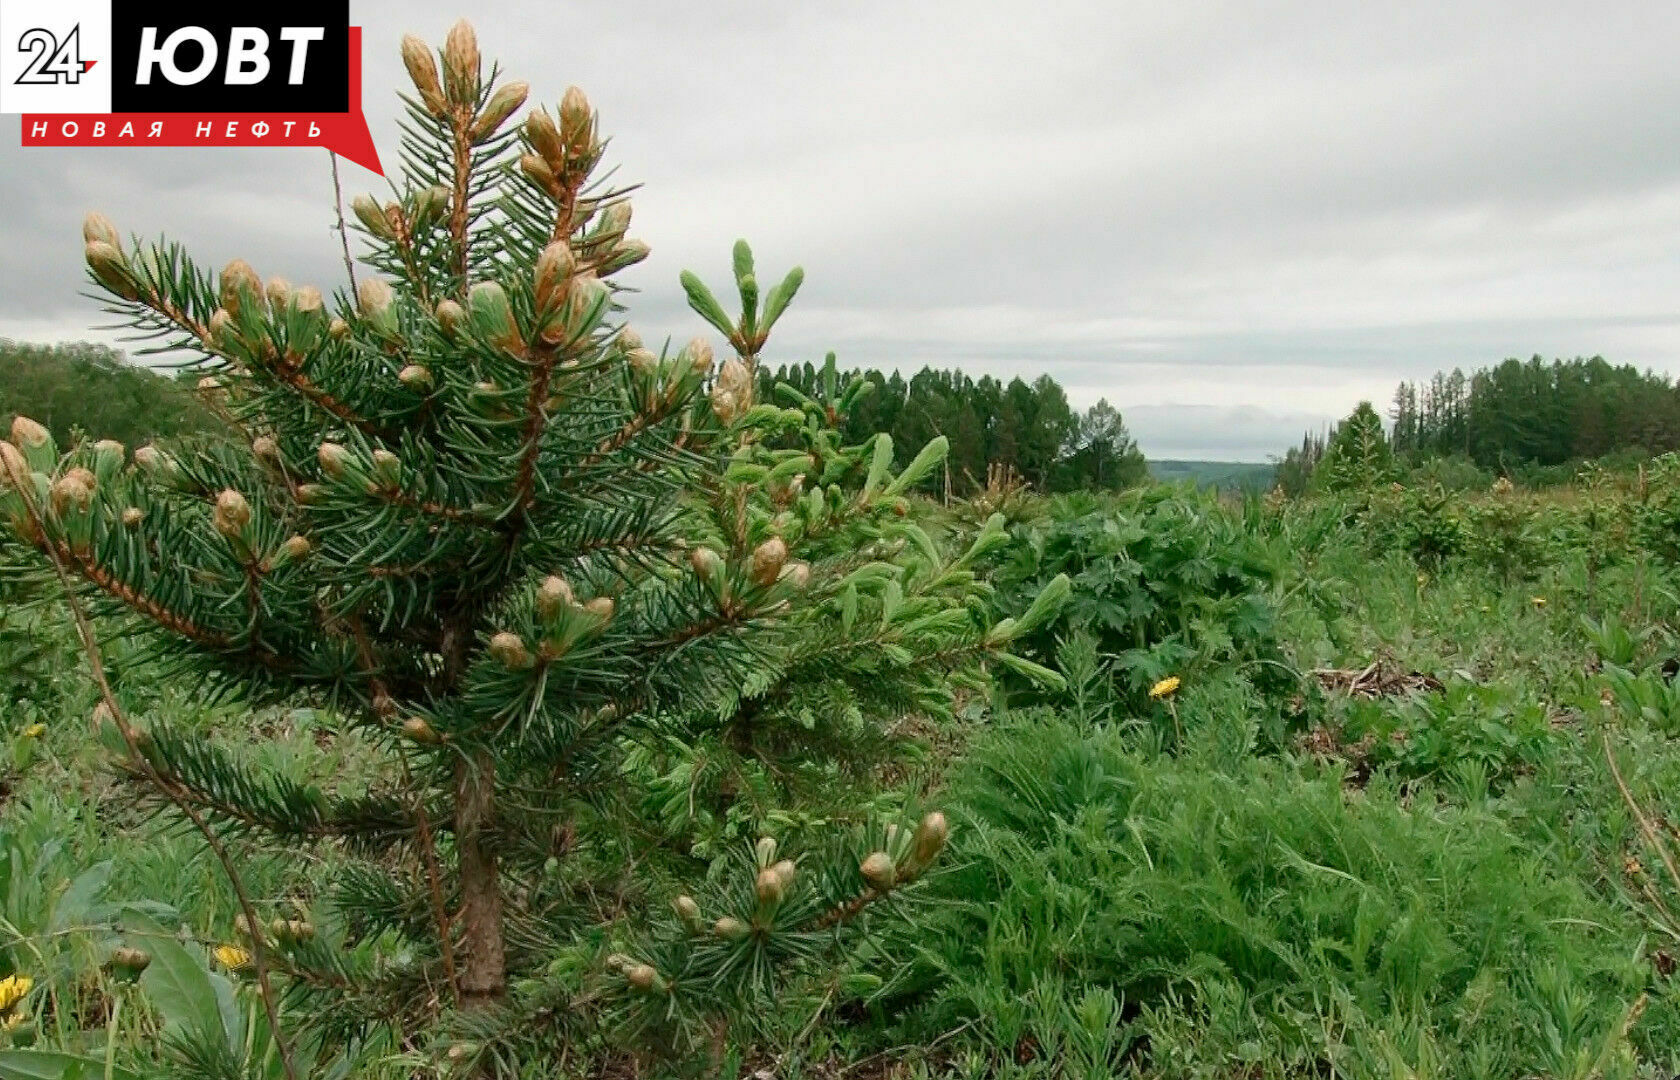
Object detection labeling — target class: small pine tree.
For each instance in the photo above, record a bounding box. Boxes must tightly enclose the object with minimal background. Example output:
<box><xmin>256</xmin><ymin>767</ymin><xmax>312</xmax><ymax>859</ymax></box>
<box><xmin>0</xmin><ymin>21</ymin><xmax>1067</xmax><ymax>1073</ymax></box>
<box><xmin>1315</xmin><ymin>401</ymin><xmax>1395</xmax><ymax>493</ymax></box>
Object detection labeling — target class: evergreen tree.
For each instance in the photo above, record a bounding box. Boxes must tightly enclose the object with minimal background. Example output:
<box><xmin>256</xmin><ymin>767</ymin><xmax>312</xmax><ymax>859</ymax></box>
<box><xmin>0</xmin><ymin>21</ymin><xmax>1068</xmax><ymax>1073</ymax></box>
<box><xmin>1314</xmin><ymin>401</ymin><xmax>1394</xmax><ymax>493</ymax></box>
<box><xmin>1059</xmin><ymin>398</ymin><xmax>1147</xmax><ymax>491</ymax></box>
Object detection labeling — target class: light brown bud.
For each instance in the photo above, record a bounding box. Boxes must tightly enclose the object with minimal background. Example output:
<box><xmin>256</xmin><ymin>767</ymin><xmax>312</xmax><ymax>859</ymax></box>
<box><xmin>281</xmin><ymin>535</ymin><xmax>312</xmax><ymax>561</ymax></box>
<box><xmin>600</xmin><ymin>200</ymin><xmax>632</xmax><ymax>237</ymax></box>
<box><xmin>860</xmin><ymin>852</ymin><xmax>896</xmax><ymax>892</ymax></box>
<box><xmin>472</xmin><ymin>80</ymin><xmax>529</xmax><ymax>140</ymax></box>
<box><xmin>219</xmin><ymin>259</ymin><xmax>261</xmax><ymax>315</ymax></box>
<box><xmin>51</xmin><ymin>473</ymin><xmax>94</xmax><ymax>515</ymax></box>
<box><xmin>357</xmin><ymin>277</ymin><xmax>393</xmax><ymax>315</ymax></box>
<box><xmin>207</xmin><ymin>308</ymin><xmax>236</xmax><ymax>348</ymax></box>
<box><xmin>626</xmin><ymin>347</ymin><xmax>658</xmax><ymax>375</ymax></box>
<box><xmin>533</xmin><ymin>241</ymin><xmax>574</xmax><ymax>309</ymax></box>
<box><xmin>559</xmin><ymin>85</ymin><xmax>592</xmax><ymax>150</ymax></box>
<box><xmin>713</xmin><ymin>916</ymin><xmax>748</xmax><ymax>940</ymax></box>
<box><xmin>755</xmin><ymin>867</ymin><xmax>784</xmax><ymax>906</ymax></box>
<box><xmin>351</xmin><ymin>193</ymin><xmax>393</xmax><ymax>239</ymax></box>
<box><xmin>619</xmin><ymin>327</ymin><xmax>644</xmax><ymax>351</ymax></box>
<box><xmin>291</xmin><ymin>285</ymin><xmax>323</xmax><ymax>317</ymax></box>
<box><xmin>251</xmin><ymin>435</ymin><xmax>279</xmax><ymax>461</ymax></box>
<box><xmin>755</xmin><ymin>836</ymin><xmax>778</xmax><ymax>866</ymax></box>
<box><xmin>410</xmin><ymin>185</ymin><xmax>450</xmax><ymax>229</ymax></box>
<box><xmin>771</xmin><ymin>859</ymin><xmax>797</xmax><ymax>891</ymax></box>
<box><xmin>328</xmin><ymin>317</ymin><xmax>349</xmax><ymax>339</ymax></box>
<box><xmin>536</xmin><ymin>575</ymin><xmax>574</xmax><ymax>620</ymax></box>
<box><xmin>780</xmin><ymin>561</ymin><xmax>811</xmax><ymax>589</ymax></box>
<box><xmin>709</xmin><ymin>388</ymin><xmax>738</xmax><ymax>425</ymax></box>
<box><xmin>401</xmin><ymin>34</ymin><xmax>447</xmax><ymax>116</ymax></box>
<box><xmin>673</xmin><ymin>895</ymin><xmax>701</xmax><ymax>926</ymax></box>
<box><xmin>294</xmin><ymin>483</ymin><xmax>326</xmax><ymax>504</ymax></box>
<box><xmin>489</xmin><ymin>631</ymin><xmax>534</xmax><ymax>670</ymax></box>
<box><xmin>10</xmin><ymin>415</ymin><xmax>50</xmax><ymax>450</ymax></box>
<box><xmin>913</xmin><ymin>811</ymin><xmax>949</xmax><ymax>866</ymax></box>
<box><xmin>583</xmin><ymin>595</ymin><xmax>614</xmax><ymax>623</ymax></box>
<box><xmin>685</xmin><ymin>337</ymin><xmax>714</xmax><ymax>376</ymax></box>
<box><xmin>265</xmin><ymin>276</ymin><xmax>292</xmax><ymax>315</ymax></box>
<box><xmin>751</xmin><ymin>536</ymin><xmax>788</xmax><ymax>586</ymax></box>
<box><xmin>0</xmin><ymin>441</ymin><xmax>27</xmax><ymax>492</ymax></box>
<box><xmin>398</xmin><ymin>364</ymin><xmax>433</xmax><ymax>391</ymax></box>
<box><xmin>435</xmin><ymin>298</ymin><xmax>465</xmax><ymax>336</ymax></box>
<box><xmin>689</xmin><ymin>546</ymin><xmax>723</xmax><ymax>578</ymax></box>
<box><xmin>519</xmin><ymin>152</ymin><xmax>556</xmax><ymax>190</ymax></box>
<box><xmin>402</xmin><ymin>716</ymin><xmax>440</xmax><ymax>743</ymax></box>
<box><xmin>84</xmin><ymin>240</ymin><xmax>136</xmax><ymax>299</ymax></box>
<box><xmin>371</xmin><ymin>448</ymin><xmax>402</xmax><ymax>487</ymax></box>
<box><xmin>213</xmin><ymin>488</ymin><xmax>251</xmax><ymax>538</ymax></box>
<box><xmin>717</xmin><ymin>356</ymin><xmax>752</xmax><ymax>402</ymax></box>
<box><xmin>108</xmin><ymin>946</ymin><xmax>151</xmax><ymax>975</ymax></box>
<box><xmin>317</xmin><ymin>441</ymin><xmax>350</xmax><ymax>478</ymax></box>
<box><xmin>132</xmin><ymin>445</ymin><xmax>175</xmax><ymax>481</ymax></box>
<box><xmin>442</xmin><ymin>19</ymin><xmax>480</xmax><ymax>105</ymax></box>
<box><xmin>121</xmin><ymin>506</ymin><xmax>144</xmax><ymax>528</ymax></box>
<box><xmin>82</xmin><ymin>211</ymin><xmax>120</xmax><ymax>248</ymax></box>
<box><xmin>525</xmin><ymin>108</ymin><xmax>565</xmax><ymax>169</ymax></box>
<box><xmin>624</xmin><ymin>963</ymin><xmax>658</xmax><ymax>991</ymax></box>
<box><xmin>601</xmin><ymin>238</ymin><xmax>650</xmax><ymax>276</ymax></box>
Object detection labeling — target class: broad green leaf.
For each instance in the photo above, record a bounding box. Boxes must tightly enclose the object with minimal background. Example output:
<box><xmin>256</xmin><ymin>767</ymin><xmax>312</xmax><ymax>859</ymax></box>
<box><xmin>125</xmin><ymin>913</ymin><xmax>224</xmax><ymax>1047</ymax></box>
<box><xmin>0</xmin><ymin>1050</ymin><xmax>139</xmax><ymax>1080</ymax></box>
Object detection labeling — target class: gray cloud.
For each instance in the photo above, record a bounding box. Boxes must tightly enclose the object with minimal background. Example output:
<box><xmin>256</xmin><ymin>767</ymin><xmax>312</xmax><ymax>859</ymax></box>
<box><xmin>4</xmin><ymin>0</ymin><xmax>1678</xmax><ymax>461</ymax></box>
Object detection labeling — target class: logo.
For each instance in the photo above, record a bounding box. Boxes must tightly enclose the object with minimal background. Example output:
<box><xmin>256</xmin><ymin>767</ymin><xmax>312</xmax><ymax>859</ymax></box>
<box><xmin>12</xmin><ymin>25</ymin><xmax>94</xmax><ymax>84</ymax></box>
<box><xmin>1</xmin><ymin>0</ymin><xmax>381</xmax><ymax>173</ymax></box>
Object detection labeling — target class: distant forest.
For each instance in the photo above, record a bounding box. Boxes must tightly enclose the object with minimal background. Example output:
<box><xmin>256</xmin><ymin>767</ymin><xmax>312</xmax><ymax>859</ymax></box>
<box><xmin>761</xmin><ymin>360</ymin><xmax>1147</xmax><ymax>494</ymax></box>
<box><xmin>1</xmin><ymin>341</ymin><xmax>1154</xmax><ymax>497</ymax></box>
<box><xmin>1389</xmin><ymin>356</ymin><xmax>1680</xmax><ymax>467</ymax></box>
<box><xmin>1275</xmin><ymin>355</ymin><xmax>1680</xmax><ymax>493</ymax></box>
<box><xmin>0</xmin><ymin>340</ymin><xmax>214</xmax><ymax>447</ymax></box>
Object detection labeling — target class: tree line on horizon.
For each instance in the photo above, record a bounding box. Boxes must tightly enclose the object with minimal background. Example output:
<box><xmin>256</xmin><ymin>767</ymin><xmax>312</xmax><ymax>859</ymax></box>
<box><xmin>0</xmin><ymin>339</ymin><xmax>1151</xmax><ymax>497</ymax></box>
<box><xmin>1276</xmin><ymin>355</ymin><xmax>1680</xmax><ymax>494</ymax></box>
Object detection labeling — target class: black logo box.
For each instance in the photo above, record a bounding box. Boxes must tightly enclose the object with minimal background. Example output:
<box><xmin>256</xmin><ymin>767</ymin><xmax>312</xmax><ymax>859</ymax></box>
<box><xmin>111</xmin><ymin>3</ymin><xmax>349</xmax><ymax>112</ymax></box>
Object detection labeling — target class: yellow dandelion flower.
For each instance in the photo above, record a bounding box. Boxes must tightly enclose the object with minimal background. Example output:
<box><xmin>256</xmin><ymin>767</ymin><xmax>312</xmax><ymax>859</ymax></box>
<box><xmin>20</xmin><ymin>724</ymin><xmax>45</xmax><ymax>739</ymax></box>
<box><xmin>2</xmin><ymin>1011</ymin><xmax>22</xmax><ymax>1031</ymax></box>
<box><xmin>1149</xmin><ymin>676</ymin><xmax>1181</xmax><ymax>700</ymax></box>
<box><xmin>0</xmin><ymin>974</ymin><xmax>33</xmax><ymax>1012</ymax></box>
<box><xmin>213</xmin><ymin>945</ymin><xmax>251</xmax><ymax>971</ymax></box>
<box><xmin>1530</xmin><ymin>596</ymin><xmax>1547</xmax><ymax>608</ymax></box>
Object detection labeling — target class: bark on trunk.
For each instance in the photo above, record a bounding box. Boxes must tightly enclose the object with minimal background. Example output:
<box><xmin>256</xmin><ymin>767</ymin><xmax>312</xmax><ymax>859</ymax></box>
<box><xmin>455</xmin><ymin>748</ymin><xmax>505</xmax><ymax>1004</ymax></box>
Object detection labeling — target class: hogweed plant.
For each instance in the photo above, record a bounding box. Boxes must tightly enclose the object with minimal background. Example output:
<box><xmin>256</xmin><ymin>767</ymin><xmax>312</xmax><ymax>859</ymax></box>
<box><xmin>0</xmin><ymin>18</ymin><xmax>1069</xmax><ymax>1076</ymax></box>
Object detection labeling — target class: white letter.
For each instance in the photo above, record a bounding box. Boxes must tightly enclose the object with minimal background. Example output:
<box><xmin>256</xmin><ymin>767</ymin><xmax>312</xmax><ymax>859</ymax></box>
<box><xmin>92</xmin><ymin>121</ymin><xmax>105</xmax><ymax>137</ymax></box>
<box><xmin>225</xmin><ymin>27</ymin><xmax>269</xmax><ymax>85</ymax></box>
<box><xmin>61</xmin><ymin>121</ymin><xmax>77</xmax><ymax>136</ymax></box>
<box><xmin>136</xmin><ymin>26</ymin><xmax>218</xmax><ymax>86</ymax></box>
<box><xmin>225</xmin><ymin>121</ymin><xmax>239</xmax><ymax>137</ymax></box>
<box><xmin>306</xmin><ymin>121</ymin><xmax>321</xmax><ymax>137</ymax></box>
<box><xmin>195</xmin><ymin>120</ymin><xmax>212</xmax><ymax>137</ymax></box>
<box><xmin>29</xmin><ymin>120</ymin><xmax>47</xmax><ymax>137</ymax></box>
<box><xmin>118</xmin><ymin>121</ymin><xmax>135</xmax><ymax>137</ymax></box>
<box><xmin>278</xmin><ymin>27</ymin><xmax>324</xmax><ymax>84</ymax></box>
<box><xmin>149</xmin><ymin>122</ymin><xmax>164</xmax><ymax>137</ymax></box>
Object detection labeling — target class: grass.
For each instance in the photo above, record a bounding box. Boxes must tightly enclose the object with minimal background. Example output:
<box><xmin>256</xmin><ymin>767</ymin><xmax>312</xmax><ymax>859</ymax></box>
<box><xmin>9</xmin><ymin>473</ymin><xmax>1680</xmax><ymax>1077</ymax></box>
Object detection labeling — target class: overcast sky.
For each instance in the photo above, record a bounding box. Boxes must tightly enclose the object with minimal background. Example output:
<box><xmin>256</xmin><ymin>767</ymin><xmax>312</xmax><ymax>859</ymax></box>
<box><xmin>3</xmin><ymin>1</ymin><xmax>1678</xmax><ymax>460</ymax></box>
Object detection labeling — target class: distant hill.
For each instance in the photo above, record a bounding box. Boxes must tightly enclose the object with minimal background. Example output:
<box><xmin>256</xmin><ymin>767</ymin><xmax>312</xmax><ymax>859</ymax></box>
<box><xmin>1148</xmin><ymin>459</ymin><xmax>1275</xmax><ymax>491</ymax></box>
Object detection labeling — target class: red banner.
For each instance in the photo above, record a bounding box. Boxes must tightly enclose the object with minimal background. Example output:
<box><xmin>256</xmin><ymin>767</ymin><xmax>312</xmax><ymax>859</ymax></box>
<box><xmin>20</xmin><ymin>26</ymin><xmax>381</xmax><ymax>174</ymax></box>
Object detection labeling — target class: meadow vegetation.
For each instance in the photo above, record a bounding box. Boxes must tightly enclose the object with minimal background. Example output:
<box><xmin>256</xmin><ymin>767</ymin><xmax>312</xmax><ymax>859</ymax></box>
<box><xmin>7</xmin><ymin>20</ymin><xmax>1680</xmax><ymax>1080</ymax></box>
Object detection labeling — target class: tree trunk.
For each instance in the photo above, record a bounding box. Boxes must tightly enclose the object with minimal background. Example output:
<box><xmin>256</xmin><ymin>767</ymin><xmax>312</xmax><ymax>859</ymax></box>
<box><xmin>455</xmin><ymin>749</ymin><xmax>505</xmax><ymax>1005</ymax></box>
